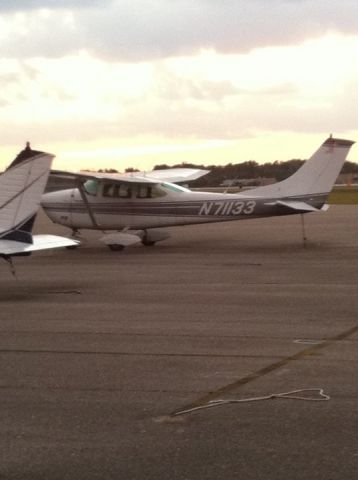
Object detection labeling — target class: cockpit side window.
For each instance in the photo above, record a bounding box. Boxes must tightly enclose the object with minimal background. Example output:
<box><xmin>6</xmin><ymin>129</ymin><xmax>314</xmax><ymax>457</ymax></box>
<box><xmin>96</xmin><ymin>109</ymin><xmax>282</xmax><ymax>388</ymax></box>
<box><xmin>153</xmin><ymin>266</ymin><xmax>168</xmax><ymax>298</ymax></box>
<box><xmin>83</xmin><ymin>179</ymin><xmax>99</xmax><ymax>196</ymax></box>
<box><xmin>117</xmin><ymin>184</ymin><xmax>132</xmax><ymax>198</ymax></box>
<box><xmin>103</xmin><ymin>183</ymin><xmax>115</xmax><ymax>197</ymax></box>
<box><xmin>135</xmin><ymin>184</ymin><xmax>167</xmax><ymax>198</ymax></box>
<box><xmin>101</xmin><ymin>182</ymin><xmax>167</xmax><ymax>199</ymax></box>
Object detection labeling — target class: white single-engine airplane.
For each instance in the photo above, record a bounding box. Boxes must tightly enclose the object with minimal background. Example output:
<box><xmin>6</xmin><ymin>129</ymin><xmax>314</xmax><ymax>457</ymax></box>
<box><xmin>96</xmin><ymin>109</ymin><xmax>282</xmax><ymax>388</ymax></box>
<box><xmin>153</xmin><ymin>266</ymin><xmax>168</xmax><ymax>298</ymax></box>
<box><xmin>41</xmin><ymin>136</ymin><xmax>354</xmax><ymax>250</ymax></box>
<box><xmin>0</xmin><ymin>144</ymin><xmax>79</xmax><ymax>273</ymax></box>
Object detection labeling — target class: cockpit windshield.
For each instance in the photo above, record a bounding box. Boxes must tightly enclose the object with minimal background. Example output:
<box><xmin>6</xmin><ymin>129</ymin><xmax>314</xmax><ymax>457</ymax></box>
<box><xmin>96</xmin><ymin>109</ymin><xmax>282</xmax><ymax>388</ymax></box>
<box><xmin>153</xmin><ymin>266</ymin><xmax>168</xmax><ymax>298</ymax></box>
<box><xmin>83</xmin><ymin>179</ymin><xmax>99</xmax><ymax>196</ymax></box>
<box><xmin>161</xmin><ymin>182</ymin><xmax>190</xmax><ymax>193</ymax></box>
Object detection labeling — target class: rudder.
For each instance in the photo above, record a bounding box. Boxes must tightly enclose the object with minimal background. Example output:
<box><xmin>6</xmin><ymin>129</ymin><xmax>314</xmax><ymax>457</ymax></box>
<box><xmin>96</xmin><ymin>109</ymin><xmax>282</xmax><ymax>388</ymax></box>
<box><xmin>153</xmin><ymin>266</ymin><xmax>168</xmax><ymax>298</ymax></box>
<box><xmin>0</xmin><ymin>144</ymin><xmax>54</xmax><ymax>242</ymax></box>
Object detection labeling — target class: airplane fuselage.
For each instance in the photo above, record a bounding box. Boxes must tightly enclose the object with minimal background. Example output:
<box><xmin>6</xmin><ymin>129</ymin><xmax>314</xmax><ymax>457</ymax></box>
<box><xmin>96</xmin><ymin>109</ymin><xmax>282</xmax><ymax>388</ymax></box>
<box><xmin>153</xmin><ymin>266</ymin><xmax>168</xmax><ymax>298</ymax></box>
<box><xmin>42</xmin><ymin>181</ymin><xmax>326</xmax><ymax>231</ymax></box>
<box><xmin>39</xmin><ymin>137</ymin><xmax>355</xmax><ymax>249</ymax></box>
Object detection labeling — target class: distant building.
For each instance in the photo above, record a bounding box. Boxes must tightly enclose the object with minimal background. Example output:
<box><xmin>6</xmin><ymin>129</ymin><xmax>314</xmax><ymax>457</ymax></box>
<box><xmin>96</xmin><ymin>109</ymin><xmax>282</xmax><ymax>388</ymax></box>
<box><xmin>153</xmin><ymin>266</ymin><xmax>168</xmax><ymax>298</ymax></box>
<box><xmin>336</xmin><ymin>173</ymin><xmax>358</xmax><ymax>185</ymax></box>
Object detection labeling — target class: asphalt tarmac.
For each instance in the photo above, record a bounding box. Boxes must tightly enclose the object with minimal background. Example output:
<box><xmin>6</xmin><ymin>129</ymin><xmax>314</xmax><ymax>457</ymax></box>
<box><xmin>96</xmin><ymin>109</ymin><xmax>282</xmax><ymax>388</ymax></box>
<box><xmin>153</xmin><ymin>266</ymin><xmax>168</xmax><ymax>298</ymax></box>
<box><xmin>0</xmin><ymin>206</ymin><xmax>357</xmax><ymax>480</ymax></box>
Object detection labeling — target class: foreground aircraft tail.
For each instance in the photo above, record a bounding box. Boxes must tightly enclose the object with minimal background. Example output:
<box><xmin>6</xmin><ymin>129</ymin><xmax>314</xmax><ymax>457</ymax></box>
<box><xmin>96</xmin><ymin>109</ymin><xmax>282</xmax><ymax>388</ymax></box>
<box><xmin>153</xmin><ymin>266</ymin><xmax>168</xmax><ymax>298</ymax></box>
<box><xmin>0</xmin><ymin>144</ymin><xmax>78</xmax><ymax>261</ymax></box>
<box><xmin>0</xmin><ymin>144</ymin><xmax>53</xmax><ymax>242</ymax></box>
<box><xmin>248</xmin><ymin>137</ymin><xmax>355</xmax><ymax>201</ymax></box>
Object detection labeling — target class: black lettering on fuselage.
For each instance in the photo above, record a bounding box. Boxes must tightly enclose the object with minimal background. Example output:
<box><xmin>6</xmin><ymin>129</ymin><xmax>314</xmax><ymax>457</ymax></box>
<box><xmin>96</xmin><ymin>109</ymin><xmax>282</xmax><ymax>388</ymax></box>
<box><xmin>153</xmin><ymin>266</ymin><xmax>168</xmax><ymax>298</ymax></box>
<box><xmin>199</xmin><ymin>200</ymin><xmax>256</xmax><ymax>216</ymax></box>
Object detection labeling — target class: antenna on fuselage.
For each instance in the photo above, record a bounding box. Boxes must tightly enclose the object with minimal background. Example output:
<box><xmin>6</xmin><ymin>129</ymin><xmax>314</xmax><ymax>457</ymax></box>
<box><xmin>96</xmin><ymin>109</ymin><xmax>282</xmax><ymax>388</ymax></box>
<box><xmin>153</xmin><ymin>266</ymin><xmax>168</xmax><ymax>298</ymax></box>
<box><xmin>223</xmin><ymin>175</ymin><xmax>239</xmax><ymax>195</ymax></box>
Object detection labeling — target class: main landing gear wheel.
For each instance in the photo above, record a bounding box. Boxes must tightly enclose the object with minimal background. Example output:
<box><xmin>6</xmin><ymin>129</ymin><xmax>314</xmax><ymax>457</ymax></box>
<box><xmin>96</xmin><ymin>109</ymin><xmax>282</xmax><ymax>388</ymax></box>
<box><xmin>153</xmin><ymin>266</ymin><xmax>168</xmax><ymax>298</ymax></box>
<box><xmin>141</xmin><ymin>239</ymin><xmax>156</xmax><ymax>247</ymax></box>
<box><xmin>108</xmin><ymin>244</ymin><xmax>125</xmax><ymax>251</ymax></box>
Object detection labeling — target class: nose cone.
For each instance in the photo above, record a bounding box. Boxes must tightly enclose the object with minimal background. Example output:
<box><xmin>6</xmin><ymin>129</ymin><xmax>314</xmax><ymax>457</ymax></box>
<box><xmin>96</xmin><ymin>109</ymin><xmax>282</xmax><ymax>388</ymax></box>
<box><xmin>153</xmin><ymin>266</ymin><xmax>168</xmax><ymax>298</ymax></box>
<box><xmin>41</xmin><ymin>189</ymin><xmax>72</xmax><ymax>226</ymax></box>
<box><xmin>42</xmin><ymin>188</ymin><xmax>71</xmax><ymax>204</ymax></box>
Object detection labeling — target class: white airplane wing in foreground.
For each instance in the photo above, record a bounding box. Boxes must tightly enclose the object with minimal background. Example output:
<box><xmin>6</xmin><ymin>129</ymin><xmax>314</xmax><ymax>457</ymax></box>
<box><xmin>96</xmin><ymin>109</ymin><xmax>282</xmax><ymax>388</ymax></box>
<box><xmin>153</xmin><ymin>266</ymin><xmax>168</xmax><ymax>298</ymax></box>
<box><xmin>0</xmin><ymin>144</ymin><xmax>79</xmax><ymax>267</ymax></box>
<box><xmin>0</xmin><ymin>235</ymin><xmax>78</xmax><ymax>256</ymax></box>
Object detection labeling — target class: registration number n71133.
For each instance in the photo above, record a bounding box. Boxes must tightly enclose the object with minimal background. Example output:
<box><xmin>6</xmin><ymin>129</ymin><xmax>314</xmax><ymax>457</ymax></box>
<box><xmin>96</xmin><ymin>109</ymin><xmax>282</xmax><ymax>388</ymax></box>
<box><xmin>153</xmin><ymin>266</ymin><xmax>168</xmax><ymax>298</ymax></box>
<box><xmin>199</xmin><ymin>200</ymin><xmax>256</xmax><ymax>216</ymax></box>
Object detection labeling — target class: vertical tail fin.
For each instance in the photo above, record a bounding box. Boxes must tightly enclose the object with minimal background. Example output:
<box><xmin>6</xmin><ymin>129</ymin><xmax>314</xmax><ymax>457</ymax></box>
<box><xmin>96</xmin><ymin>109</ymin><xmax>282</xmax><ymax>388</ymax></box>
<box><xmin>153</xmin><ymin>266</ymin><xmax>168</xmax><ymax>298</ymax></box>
<box><xmin>0</xmin><ymin>144</ymin><xmax>54</xmax><ymax>243</ymax></box>
<box><xmin>248</xmin><ymin>137</ymin><xmax>355</xmax><ymax>198</ymax></box>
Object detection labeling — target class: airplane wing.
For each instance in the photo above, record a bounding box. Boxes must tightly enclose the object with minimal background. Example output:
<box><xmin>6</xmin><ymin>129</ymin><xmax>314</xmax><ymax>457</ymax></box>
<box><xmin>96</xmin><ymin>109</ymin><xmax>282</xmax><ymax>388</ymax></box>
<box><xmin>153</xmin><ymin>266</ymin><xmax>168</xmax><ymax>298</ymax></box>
<box><xmin>50</xmin><ymin>170</ymin><xmax>157</xmax><ymax>184</ymax></box>
<box><xmin>49</xmin><ymin>167</ymin><xmax>209</xmax><ymax>186</ymax></box>
<box><xmin>0</xmin><ymin>235</ymin><xmax>79</xmax><ymax>256</ymax></box>
<box><xmin>136</xmin><ymin>168</ymin><xmax>209</xmax><ymax>183</ymax></box>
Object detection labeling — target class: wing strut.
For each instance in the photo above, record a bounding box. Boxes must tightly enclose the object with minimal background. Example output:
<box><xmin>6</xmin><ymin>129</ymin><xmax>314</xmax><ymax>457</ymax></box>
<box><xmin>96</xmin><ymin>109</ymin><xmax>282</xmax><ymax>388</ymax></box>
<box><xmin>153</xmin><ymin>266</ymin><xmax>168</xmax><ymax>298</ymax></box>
<box><xmin>77</xmin><ymin>180</ymin><xmax>100</xmax><ymax>229</ymax></box>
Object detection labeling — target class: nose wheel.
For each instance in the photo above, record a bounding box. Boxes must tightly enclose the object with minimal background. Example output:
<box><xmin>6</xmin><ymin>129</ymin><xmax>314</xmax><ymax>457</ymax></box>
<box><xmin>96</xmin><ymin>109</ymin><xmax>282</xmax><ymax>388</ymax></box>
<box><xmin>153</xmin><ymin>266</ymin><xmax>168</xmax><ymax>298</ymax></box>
<box><xmin>141</xmin><ymin>238</ymin><xmax>156</xmax><ymax>247</ymax></box>
<box><xmin>141</xmin><ymin>230</ymin><xmax>156</xmax><ymax>246</ymax></box>
<box><xmin>71</xmin><ymin>228</ymin><xmax>81</xmax><ymax>238</ymax></box>
<box><xmin>108</xmin><ymin>244</ymin><xmax>125</xmax><ymax>252</ymax></box>
<box><xmin>65</xmin><ymin>228</ymin><xmax>80</xmax><ymax>249</ymax></box>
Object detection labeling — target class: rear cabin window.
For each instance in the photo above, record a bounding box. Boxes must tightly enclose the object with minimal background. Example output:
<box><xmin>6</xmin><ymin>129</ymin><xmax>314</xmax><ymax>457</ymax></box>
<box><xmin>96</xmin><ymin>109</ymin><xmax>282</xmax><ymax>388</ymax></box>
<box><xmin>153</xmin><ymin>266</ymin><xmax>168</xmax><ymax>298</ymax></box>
<box><xmin>101</xmin><ymin>182</ymin><xmax>167</xmax><ymax>199</ymax></box>
<box><xmin>136</xmin><ymin>185</ymin><xmax>152</xmax><ymax>198</ymax></box>
<box><xmin>136</xmin><ymin>185</ymin><xmax>167</xmax><ymax>198</ymax></box>
<box><xmin>102</xmin><ymin>183</ymin><xmax>132</xmax><ymax>198</ymax></box>
<box><xmin>117</xmin><ymin>184</ymin><xmax>132</xmax><ymax>198</ymax></box>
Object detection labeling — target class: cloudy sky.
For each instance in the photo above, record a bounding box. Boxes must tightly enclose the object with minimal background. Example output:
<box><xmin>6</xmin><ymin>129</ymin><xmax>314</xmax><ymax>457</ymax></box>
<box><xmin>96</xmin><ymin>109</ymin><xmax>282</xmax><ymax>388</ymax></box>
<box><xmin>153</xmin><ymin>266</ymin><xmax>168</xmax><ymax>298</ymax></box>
<box><xmin>1</xmin><ymin>0</ymin><xmax>358</xmax><ymax>171</ymax></box>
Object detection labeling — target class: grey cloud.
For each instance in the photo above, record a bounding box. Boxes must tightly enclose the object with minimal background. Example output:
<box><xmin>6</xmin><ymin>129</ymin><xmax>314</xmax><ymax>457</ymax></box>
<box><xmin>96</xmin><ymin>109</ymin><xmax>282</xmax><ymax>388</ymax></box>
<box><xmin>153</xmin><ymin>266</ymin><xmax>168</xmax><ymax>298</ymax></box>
<box><xmin>122</xmin><ymin>101</ymin><xmax>355</xmax><ymax>141</ymax></box>
<box><xmin>0</xmin><ymin>13</ymin><xmax>81</xmax><ymax>59</ymax></box>
<box><xmin>1</xmin><ymin>0</ymin><xmax>358</xmax><ymax>60</ymax></box>
<box><xmin>0</xmin><ymin>98</ymin><xmax>10</xmax><ymax>107</ymax></box>
<box><xmin>98</xmin><ymin>83</ymin><xmax>349</xmax><ymax>140</ymax></box>
<box><xmin>0</xmin><ymin>65</ymin><xmax>38</xmax><ymax>105</ymax></box>
<box><xmin>0</xmin><ymin>72</ymin><xmax>19</xmax><ymax>86</ymax></box>
<box><xmin>0</xmin><ymin>62</ymin><xmax>75</xmax><ymax>106</ymax></box>
<box><xmin>116</xmin><ymin>70</ymin><xmax>358</xmax><ymax>139</ymax></box>
<box><xmin>1</xmin><ymin>88</ymin><xmax>357</xmax><ymax>147</ymax></box>
<box><xmin>150</xmin><ymin>65</ymin><xmax>241</xmax><ymax>101</ymax></box>
<box><xmin>0</xmin><ymin>0</ymin><xmax>106</xmax><ymax>12</ymax></box>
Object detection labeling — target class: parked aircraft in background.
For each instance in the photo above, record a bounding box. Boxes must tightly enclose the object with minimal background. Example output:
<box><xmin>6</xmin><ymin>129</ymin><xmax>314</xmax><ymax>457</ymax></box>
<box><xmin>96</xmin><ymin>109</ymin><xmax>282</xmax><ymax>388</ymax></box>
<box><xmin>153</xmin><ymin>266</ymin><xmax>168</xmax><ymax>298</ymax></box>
<box><xmin>0</xmin><ymin>144</ymin><xmax>79</xmax><ymax>274</ymax></box>
<box><xmin>41</xmin><ymin>136</ymin><xmax>354</xmax><ymax>250</ymax></box>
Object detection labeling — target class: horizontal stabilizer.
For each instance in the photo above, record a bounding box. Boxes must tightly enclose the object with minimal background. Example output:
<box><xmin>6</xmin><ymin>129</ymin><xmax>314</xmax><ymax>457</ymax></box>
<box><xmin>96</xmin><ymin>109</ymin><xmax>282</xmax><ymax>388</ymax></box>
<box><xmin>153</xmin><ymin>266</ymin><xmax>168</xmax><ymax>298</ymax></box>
<box><xmin>274</xmin><ymin>200</ymin><xmax>320</xmax><ymax>213</ymax></box>
<box><xmin>0</xmin><ymin>235</ymin><xmax>79</xmax><ymax>256</ymax></box>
